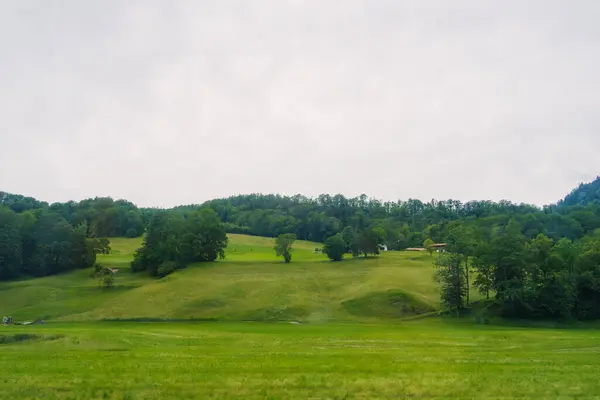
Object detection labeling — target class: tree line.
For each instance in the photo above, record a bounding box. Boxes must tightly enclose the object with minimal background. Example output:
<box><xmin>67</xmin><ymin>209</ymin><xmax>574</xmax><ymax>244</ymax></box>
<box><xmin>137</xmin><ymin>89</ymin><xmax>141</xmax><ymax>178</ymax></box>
<box><xmin>0</xmin><ymin>205</ymin><xmax>110</xmax><ymax>280</ymax></box>
<box><xmin>183</xmin><ymin>184</ymin><xmax>600</xmax><ymax>251</ymax></box>
<box><xmin>1</xmin><ymin>192</ymin><xmax>147</xmax><ymax>238</ymax></box>
<box><xmin>1</xmin><ymin>176</ymin><xmax>599</xmax><ymax>285</ymax></box>
<box><xmin>435</xmin><ymin>219</ymin><xmax>600</xmax><ymax>320</ymax></box>
<box><xmin>273</xmin><ymin>226</ymin><xmax>387</xmax><ymax>263</ymax></box>
<box><xmin>0</xmin><ymin>193</ymin><xmax>145</xmax><ymax>280</ymax></box>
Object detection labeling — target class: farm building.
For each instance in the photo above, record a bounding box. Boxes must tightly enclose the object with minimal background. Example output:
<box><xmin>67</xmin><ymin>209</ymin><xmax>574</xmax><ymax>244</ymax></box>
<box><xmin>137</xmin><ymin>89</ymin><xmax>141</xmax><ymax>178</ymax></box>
<box><xmin>432</xmin><ymin>243</ymin><xmax>447</xmax><ymax>252</ymax></box>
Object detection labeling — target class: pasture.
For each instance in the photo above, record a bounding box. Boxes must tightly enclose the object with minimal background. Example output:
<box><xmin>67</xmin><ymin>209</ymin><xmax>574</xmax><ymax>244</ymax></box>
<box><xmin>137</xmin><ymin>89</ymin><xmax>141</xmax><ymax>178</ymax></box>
<box><xmin>2</xmin><ymin>320</ymin><xmax>600</xmax><ymax>399</ymax></box>
<box><xmin>0</xmin><ymin>235</ymin><xmax>456</xmax><ymax>322</ymax></box>
<box><xmin>2</xmin><ymin>234</ymin><xmax>594</xmax><ymax>399</ymax></box>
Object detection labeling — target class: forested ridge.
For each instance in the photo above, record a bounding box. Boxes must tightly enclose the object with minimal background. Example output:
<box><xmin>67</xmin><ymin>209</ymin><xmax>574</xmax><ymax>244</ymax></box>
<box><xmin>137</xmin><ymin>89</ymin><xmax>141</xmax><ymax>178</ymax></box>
<box><xmin>2</xmin><ymin>177</ymin><xmax>600</xmax><ymax>320</ymax></box>
<box><xmin>178</xmin><ymin>176</ymin><xmax>600</xmax><ymax>247</ymax></box>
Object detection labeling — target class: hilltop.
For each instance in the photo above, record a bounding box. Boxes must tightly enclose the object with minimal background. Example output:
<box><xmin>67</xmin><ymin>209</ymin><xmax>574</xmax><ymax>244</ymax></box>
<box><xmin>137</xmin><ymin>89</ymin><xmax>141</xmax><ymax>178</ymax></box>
<box><xmin>0</xmin><ymin>234</ymin><xmax>464</xmax><ymax>322</ymax></box>
<box><xmin>559</xmin><ymin>176</ymin><xmax>600</xmax><ymax>207</ymax></box>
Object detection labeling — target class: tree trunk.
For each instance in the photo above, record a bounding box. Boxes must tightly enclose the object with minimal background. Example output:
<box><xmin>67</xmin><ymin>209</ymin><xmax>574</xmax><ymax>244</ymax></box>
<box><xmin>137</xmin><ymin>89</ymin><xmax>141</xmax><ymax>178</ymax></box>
<box><xmin>465</xmin><ymin>256</ymin><xmax>470</xmax><ymax>306</ymax></box>
<box><xmin>456</xmin><ymin>264</ymin><xmax>461</xmax><ymax>315</ymax></box>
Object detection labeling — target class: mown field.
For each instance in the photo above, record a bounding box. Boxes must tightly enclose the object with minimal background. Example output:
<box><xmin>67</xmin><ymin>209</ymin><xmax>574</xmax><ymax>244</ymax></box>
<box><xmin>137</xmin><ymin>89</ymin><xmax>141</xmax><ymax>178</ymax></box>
<box><xmin>2</xmin><ymin>320</ymin><xmax>600</xmax><ymax>399</ymax></box>
<box><xmin>0</xmin><ymin>234</ymin><xmax>461</xmax><ymax>322</ymax></box>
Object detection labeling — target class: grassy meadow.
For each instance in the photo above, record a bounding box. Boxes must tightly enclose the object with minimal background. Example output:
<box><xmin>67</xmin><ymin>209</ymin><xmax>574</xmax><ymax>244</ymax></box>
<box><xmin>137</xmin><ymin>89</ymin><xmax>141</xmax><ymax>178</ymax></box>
<box><xmin>2</xmin><ymin>235</ymin><xmax>599</xmax><ymax>398</ymax></box>
<box><xmin>3</xmin><ymin>320</ymin><xmax>600</xmax><ymax>399</ymax></box>
<box><xmin>0</xmin><ymin>234</ymin><xmax>453</xmax><ymax>322</ymax></box>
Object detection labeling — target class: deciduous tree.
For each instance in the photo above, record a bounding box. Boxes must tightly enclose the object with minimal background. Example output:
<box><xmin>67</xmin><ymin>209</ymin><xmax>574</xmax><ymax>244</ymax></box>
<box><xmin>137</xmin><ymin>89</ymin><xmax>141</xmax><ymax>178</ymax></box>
<box><xmin>323</xmin><ymin>233</ymin><xmax>346</xmax><ymax>261</ymax></box>
<box><xmin>435</xmin><ymin>252</ymin><xmax>467</xmax><ymax>315</ymax></box>
<box><xmin>275</xmin><ymin>233</ymin><xmax>296</xmax><ymax>263</ymax></box>
<box><xmin>424</xmin><ymin>238</ymin><xmax>434</xmax><ymax>256</ymax></box>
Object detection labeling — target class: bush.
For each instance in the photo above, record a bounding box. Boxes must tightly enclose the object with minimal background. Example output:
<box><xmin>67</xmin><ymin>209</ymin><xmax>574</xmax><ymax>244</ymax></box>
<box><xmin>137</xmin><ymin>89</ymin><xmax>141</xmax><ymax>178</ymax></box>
<box><xmin>323</xmin><ymin>233</ymin><xmax>347</xmax><ymax>261</ymax></box>
<box><xmin>101</xmin><ymin>273</ymin><xmax>115</xmax><ymax>288</ymax></box>
<box><xmin>125</xmin><ymin>228</ymin><xmax>138</xmax><ymax>238</ymax></box>
<box><xmin>94</xmin><ymin>264</ymin><xmax>115</xmax><ymax>288</ymax></box>
<box><xmin>157</xmin><ymin>261</ymin><xmax>177</xmax><ymax>278</ymax></box>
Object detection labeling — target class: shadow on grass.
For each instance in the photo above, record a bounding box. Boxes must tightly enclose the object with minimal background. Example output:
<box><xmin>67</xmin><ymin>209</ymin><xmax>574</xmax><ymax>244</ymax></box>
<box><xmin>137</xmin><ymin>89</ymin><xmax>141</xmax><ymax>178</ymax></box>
<box><xmin>0</xmin><ymin>333</ymin><xmax>64</xmax><ymax>344</ymax></box>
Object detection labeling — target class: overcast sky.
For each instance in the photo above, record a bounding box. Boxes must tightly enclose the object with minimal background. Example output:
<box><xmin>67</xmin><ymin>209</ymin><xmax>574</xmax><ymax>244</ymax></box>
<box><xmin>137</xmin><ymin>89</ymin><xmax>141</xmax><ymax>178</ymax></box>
<box><xmin>1</xmin><ymin>1</ymin><xmax>599</xmax><ymax>207</ymax></box>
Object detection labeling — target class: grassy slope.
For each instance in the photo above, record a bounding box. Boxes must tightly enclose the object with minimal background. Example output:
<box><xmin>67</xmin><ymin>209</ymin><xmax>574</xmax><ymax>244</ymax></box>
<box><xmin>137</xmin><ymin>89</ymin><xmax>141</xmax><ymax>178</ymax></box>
<box><xmin>2</xmin><ymin>236</ymin><xmax>599</xmax><ymax>399</ymax></box>
<box><xmin>3</xmin><ymin>320</ymin><xmax>600</xmax><ymax>399</ymax></box>
<box><xmin>0</xmin><ymin>234</ymin><xmax>479</xmax><ymax>322</ymax></box>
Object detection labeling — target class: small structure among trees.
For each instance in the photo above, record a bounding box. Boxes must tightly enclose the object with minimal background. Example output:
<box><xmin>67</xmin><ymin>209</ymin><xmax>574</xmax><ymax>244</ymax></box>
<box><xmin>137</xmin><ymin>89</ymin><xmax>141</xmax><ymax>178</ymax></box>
<box><xmin>94</xmin><ymin>264</ymin><xmax>117</xmax><ymax>288</ymax></box>
<box><xmin>432</xmin><ymin>243</ymin><xmax>447</xmax><ymax>252</ymax></box>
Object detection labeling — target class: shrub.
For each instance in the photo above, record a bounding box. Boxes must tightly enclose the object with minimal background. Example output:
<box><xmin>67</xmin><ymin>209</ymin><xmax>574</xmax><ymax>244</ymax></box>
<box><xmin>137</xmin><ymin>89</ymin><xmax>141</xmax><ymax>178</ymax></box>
<box><xmin>125</xmin><ymin>228</ymin><xmax>138</xmax><ymax>238</ymax></box>
<box><xmin>323</xmin><ymin>233</ymin><xmax>347</xmax><ymax>261</ymax></box>
<box><xmin>157</xmin><ymin>261</ymin><xmax>177</xmax><ymax>278</ymax></box>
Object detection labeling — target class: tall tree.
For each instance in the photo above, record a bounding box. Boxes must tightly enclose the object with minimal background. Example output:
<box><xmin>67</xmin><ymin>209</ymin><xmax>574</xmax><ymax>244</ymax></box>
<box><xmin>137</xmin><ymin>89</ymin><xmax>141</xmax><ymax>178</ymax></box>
<box><xmin>131</xmin><ymin>212</ymin><xmax>186</xmax><ymax>276</ymax></box>
<box><xmin>0</xmin><ymin>206</ymin><xmax>22</xmax><ymax>280</ymax></box>
<box><xmin>471</xmin><ymin>241</ymin><xmax>494</xmax><ymax>300</ymax></box>
<box><xmin>446</xmin><ymin>223</ymin><xmax>477</xmax><ymax>305</ymax></box>
<box><xmin>574</xmin><ymin>237</ymin><xmax>600</xmax><ymax>319</ymax></box>
<box><xmin>341</xmin><ymin>226</ymin><xmax>360</xmax><ymax>257</ymax></box>
<box><xmin>181</xmin><ymin>208</ymin><xmax>228</xmax><ymax>263</ymax></box>
<box><xmin>435</xmin><ymin>252</ymin><xmax>467</xmax><ymax>315</ymax></box>
<box><xmin>357</xmin><ymin>227</ymin><xmax>386</xmax><ymax>258</ymax></box>
<box><xmin>274</xmin><ymin>233</ymin><xmax>296</xmax><ymax>263</ymax></box>
<box><xmin>423</xmin><ymin>238</ymin><xmax>434</xmax><ymax>256</ymax></box>
<box><xmin>488</xmin><ymin>219</ymin><xmax>528</xmax><ymax>316</ymax></box>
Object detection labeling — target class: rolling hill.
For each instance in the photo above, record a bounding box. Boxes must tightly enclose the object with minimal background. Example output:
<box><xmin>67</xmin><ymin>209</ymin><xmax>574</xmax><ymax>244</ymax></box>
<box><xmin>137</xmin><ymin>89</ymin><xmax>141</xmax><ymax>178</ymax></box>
<box><xmin>0</xmin><ymin>234</ymin><xmax>481</xmax><ymax>322</ymax></box>
<box><xmin>560</xmin><ymin>176</ymin><xmax>600</xmax><ymax>206</ymax></box>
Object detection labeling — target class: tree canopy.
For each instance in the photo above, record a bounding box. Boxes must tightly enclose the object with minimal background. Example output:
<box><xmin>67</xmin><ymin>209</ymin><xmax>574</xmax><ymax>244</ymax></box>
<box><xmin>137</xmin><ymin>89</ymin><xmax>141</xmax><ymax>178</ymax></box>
<box><xmin>131</xmin><ymin>209</ymin><xmax>228</xmax><ymax>277</ymax></box>
<box><xmin>274</xmin><ymin>233</ymin><xmax>296</xmax><ymax>263</ymax></box>
<box><xmin>0</xmin><ymin>205</ymin><xmax>109</xmax><ymax>280</ymax></box>
<box><xmin>323</xmin><ymin>233</ymin><xmax>347</xmax><ymax>261</ymax></box>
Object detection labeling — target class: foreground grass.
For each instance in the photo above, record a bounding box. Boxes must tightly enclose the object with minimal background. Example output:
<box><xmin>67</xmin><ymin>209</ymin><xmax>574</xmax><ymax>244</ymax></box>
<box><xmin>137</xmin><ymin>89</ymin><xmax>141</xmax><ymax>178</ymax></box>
<box><xmin>1</xmin><ymin>235</ymin><xmax>470</xmax><ymax>322</ymax></box>
<box><xmin>2</xmin><ymin>319</ymin><xmax>600</xmax><ymax>399</ymax></box>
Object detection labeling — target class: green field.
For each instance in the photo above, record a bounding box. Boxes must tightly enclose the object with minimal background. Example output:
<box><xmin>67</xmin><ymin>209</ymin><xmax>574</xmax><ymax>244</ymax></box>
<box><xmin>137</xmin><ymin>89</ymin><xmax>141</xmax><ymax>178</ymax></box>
<box><xmin>3</xmin><ymin>320</ymin><xmax>600</xmax><ymax>399</ymax></box>
<box><xmin>2</xmin><ymin>235</ymin><xmax>599</xmax><ymax>399</ymax></box>
<box><xmin>0</xmin><ymin>235</ymin><xmax>455</xmax><ymax>322</ymax></box>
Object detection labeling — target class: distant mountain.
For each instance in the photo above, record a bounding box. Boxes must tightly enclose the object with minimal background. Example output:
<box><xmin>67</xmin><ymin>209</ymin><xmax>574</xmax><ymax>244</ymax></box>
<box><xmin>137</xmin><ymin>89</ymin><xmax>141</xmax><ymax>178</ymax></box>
<box><xmin>559</xmin><ymin>176</ymin><xmax>600</xmax><ymax>207</ymax></box>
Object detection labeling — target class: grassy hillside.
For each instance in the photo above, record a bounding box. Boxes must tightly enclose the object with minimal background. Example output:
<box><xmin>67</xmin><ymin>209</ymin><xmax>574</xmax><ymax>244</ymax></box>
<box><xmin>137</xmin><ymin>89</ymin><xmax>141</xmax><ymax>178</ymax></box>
<box><xmin>4</xmin><ymin>235</ymin><xmax>598</xmax><ymax>399</ymax></box>
<box><xmin>0</xmin><ymin>234</ymin><xmax>479</xmax><ymax>322</ymax></box>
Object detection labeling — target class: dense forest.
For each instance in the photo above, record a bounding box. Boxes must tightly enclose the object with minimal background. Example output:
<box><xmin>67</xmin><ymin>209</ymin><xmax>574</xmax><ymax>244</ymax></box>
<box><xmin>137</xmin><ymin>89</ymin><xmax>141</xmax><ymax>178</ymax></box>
<box><xmin>2</xmin><ymin>177</ymin><xmax>600</xmax><ymax>320</ymax></box>
<box><xmin>185</xmin><ymin>177</ymin><xmax>600</xmax><ymax>249</ymax></box>
<box><xmin>0</xmin><ymin>193</ymin><xmax>145</xmax><ymax>280</ymax></box>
